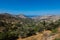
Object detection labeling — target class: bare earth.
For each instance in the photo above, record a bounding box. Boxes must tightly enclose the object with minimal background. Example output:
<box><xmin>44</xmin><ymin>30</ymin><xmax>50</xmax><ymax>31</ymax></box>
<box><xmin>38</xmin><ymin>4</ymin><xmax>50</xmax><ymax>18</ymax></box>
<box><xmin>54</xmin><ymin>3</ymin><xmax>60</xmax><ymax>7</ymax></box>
<box><xmin>17</xmin><ymin>30</ymin><xmax>60</xmax><ymax>40</ymax></box>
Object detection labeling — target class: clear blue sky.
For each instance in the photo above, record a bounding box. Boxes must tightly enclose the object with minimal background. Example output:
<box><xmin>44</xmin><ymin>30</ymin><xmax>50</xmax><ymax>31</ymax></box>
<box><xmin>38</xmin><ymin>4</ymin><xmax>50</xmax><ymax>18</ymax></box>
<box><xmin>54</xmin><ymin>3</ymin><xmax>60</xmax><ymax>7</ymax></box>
<box><xmin>0</xmin><ymin>0</ymin><xmax>60</xmax><ymax>15</ymax></box>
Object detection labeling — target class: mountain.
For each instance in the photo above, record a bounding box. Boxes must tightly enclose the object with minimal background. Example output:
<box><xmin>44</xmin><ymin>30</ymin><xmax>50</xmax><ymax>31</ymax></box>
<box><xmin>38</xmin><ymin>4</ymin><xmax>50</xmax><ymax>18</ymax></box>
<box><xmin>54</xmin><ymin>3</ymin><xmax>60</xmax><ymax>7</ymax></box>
<box><xmin>0</xmin><ymin>13</ymin><xmax>60</xmax><ymax>40</ymax></box>
<box><xmin>32</xmin><ymin>15</ymin><xmax>60</xmax><ymax>22</ymax></box>
<box><xmin>0</xmin><ymin>13</ymin><xmax>60</xmax><ymax>22</ymax></box>
<box><xmin>16</xmin><ymin>14</ymin><xmax>27</xmax><ymax>19</ymax></box>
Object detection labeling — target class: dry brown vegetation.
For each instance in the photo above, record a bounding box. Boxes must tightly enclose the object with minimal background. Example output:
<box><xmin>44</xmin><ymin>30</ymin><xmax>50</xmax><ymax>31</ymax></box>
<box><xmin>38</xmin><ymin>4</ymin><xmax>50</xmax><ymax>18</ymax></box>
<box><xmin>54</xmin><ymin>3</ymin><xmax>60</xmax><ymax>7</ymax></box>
<box><xmin>17</xmin><ymin>30</ymin><xmax>59</xmax><ymax>40</ymax></box>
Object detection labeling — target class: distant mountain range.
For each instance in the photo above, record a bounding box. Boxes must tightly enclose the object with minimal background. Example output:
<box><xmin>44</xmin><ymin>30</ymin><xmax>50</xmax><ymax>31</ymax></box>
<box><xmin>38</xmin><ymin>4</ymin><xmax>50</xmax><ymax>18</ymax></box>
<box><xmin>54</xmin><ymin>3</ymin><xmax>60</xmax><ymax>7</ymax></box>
<box><xmin>0</xmin><ymin>13</ymin><xmax>60</xmax><ymax>22</ymax></box>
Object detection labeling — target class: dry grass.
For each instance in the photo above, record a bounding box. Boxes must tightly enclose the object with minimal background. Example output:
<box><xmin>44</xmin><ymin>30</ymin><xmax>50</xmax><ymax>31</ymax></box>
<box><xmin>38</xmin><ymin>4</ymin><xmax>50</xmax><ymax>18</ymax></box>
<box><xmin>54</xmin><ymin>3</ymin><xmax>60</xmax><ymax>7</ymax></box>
<box><xmin>17</xmin><ymin>30</ymin><xmax>52</xmax><ymax>40</ymax></box>
<box><xmin>17</xmin><ymin>33</ymin><xmax>43</xmax><ymax>40</ymax></box>
<box><xmin>17</xmin><ymin>30</ymin><xmax>60</xmax><ymax>40</ymax></box>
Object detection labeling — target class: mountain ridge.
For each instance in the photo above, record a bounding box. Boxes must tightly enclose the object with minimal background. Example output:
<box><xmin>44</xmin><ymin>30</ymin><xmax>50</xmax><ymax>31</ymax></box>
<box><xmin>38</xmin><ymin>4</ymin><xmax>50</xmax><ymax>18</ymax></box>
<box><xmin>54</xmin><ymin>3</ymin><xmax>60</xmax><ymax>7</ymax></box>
<box><xmin>0</xmin><ymin>13</ymin><xmax>60</xmax><ymax>21</ymax></box>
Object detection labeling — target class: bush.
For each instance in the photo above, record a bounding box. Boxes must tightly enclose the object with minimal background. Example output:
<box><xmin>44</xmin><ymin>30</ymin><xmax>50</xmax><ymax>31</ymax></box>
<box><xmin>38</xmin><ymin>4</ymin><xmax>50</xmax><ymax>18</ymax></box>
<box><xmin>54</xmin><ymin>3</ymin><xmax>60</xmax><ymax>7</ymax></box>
<box><xmin>0</xmin><ymin>31</ymin><xmax>18</xmax><ymax>40</ymax></box>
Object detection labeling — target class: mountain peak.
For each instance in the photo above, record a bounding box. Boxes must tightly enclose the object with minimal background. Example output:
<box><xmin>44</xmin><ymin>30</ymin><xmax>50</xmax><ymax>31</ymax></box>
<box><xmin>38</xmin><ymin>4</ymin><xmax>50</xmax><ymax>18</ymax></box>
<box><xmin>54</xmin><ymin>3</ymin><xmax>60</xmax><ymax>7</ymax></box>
<box><xmin>16</xmin><ymin>14</ymin><xmax>27</xmax><ymax>18</ymax></box>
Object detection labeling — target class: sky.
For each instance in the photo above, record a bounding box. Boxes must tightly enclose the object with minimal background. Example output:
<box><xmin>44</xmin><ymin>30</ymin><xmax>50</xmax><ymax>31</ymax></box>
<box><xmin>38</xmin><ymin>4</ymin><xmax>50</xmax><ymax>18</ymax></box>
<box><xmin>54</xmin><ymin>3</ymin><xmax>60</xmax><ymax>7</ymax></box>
<box><xmin>0</xmin><ymin>0</ymin><xmax>60</xmax><ymax>15</ymax></box>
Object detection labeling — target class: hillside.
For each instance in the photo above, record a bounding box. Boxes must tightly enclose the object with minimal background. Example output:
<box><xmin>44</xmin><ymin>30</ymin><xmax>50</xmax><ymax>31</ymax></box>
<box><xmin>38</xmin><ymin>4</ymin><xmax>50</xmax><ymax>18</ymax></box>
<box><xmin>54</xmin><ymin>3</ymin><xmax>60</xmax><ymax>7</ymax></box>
<box><xmin>0</xmin><ymin>13</ymin><xmax>60</xmax><ymax>40</ymax></box>
<box><xmin>32</xmin><ymin>15</ymin><xmax>60</xmax><ymax>22</ymax></box>
<box><xmin>17</xmin><ymin>30</ymin><xmax>60</xmax><ymax>40</ymax></box>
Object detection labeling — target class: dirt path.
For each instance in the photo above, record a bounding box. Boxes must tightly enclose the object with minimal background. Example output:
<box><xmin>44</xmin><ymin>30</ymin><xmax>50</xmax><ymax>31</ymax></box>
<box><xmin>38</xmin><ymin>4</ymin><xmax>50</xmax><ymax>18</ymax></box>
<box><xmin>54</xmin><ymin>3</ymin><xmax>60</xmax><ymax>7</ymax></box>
<box><xmin>17</xmin><ymin>33</ymin><xmax>43</xmax><ymax>40</ymax></box>
<box><xmin>17</xmin><ymin>31</ymin><xmax>59</xmax><ymax>40</ymax></box>
<box><xmin>46</xmin><ymin>34</ymin><xmax>58</xmax><ymax>40</ymax></box>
